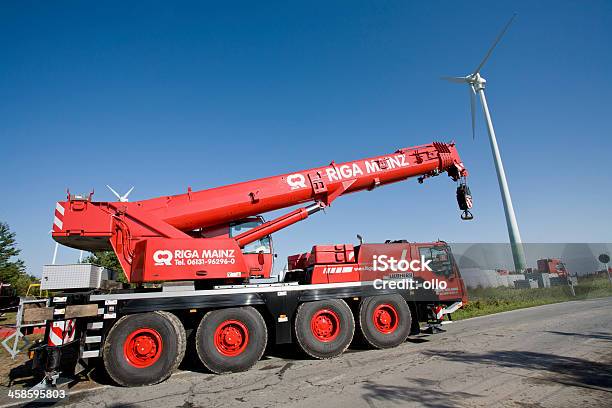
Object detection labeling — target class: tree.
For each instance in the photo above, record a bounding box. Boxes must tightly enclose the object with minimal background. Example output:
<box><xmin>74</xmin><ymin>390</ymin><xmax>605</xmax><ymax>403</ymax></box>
<box><xmin>0</xmin><ymin>222</ymin><xmax>37</xmax><ymax>295</ymax></box>
<box><xmin>82</xmin><ymin>251</ymin><xmax>128</xmax><ymax>283</ymax></box>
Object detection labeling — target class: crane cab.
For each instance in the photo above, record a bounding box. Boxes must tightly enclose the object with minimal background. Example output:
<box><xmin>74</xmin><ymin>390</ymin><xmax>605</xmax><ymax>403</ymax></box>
<box><xmin>196</xmin><ymin>216</ymin><xmax>274</xmax><ymax>279</ymax></box>
<box><xmin>130</xmin><ymin>217</ymin><xmax>274</xmax><ymax>283</ymax></box>
<box><xmin>229</xmin><ymin>218</ymin><xmax>274</xmax><ymax>279</ymax></box>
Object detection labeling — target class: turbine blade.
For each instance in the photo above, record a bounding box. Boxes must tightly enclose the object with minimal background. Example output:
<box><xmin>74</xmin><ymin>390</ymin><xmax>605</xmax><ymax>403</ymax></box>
<box><xmin>122</xmin><ymin>186</ymin><xmax>135</xmax><ymax>200</ymax></box>
<box><xmin>441</xmin><ymin>76</ymin><xmax>467</xmax><ymax>84</ymax></box>
<box><xmin>470</xmin><ymin>85</ymin><xmax>477</xmax><ymax>139</ymax></box>
<box><xmin>474</xmin><ymin>13</ymin><xmax>517</xmax><ymax>74</ymax></box>
<box><xmin>106</xmin><ymin>185</ymin><xmax>121</xmax><ymax>200</ymax></box>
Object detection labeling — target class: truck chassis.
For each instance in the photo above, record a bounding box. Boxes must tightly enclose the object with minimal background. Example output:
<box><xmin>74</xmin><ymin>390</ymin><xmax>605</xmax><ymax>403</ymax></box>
<box><xmin>30</xmin><ymin>280</ymin><xmax>461</xmax><ymax>387</ymax></box>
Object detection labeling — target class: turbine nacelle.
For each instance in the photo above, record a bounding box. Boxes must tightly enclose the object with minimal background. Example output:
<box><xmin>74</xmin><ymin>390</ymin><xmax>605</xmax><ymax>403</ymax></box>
<box><xmin>442</xmin><ymin>73</ymin><xmax>485</xmax><ymax>86</ymax></box>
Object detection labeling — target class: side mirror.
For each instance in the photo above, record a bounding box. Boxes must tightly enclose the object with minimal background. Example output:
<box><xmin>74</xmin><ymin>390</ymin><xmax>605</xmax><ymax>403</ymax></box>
<box><xmin>357</xmin><ymin>234</ymin><xmax>364</xmax><ymax>245</ymax></box>
<box><xmin>258</xmin><ymin>251</ymin><xmax>265</xmax><ymax>265</ymax></box>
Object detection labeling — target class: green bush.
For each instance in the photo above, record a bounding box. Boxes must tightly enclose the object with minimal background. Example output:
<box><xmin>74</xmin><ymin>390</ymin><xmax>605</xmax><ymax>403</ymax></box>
<box><xmin>82</xmin><ymin>251</ymin><xmax>128</xmax><ymax>283</ymax></box>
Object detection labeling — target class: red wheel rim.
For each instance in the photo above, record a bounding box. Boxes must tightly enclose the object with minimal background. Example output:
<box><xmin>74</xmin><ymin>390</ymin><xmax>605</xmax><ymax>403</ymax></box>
<box><xmin>310</xmin><ymin>309</ymin><xmax>341</xmax><ymax>342</ymax></box>
<box><xmin>372</xmin><ymin>304</ymin><xmax>399</xmax><ymax>334</ymax></box>
<box><xmin>214</xmin><ymin>320</ymin><xmax>249</xmax><ymax>356</ymax></box>
<box><xmin>123</xmin><ymin>328</ymin><xmax>163</xmax><ymax>368</ymax></box>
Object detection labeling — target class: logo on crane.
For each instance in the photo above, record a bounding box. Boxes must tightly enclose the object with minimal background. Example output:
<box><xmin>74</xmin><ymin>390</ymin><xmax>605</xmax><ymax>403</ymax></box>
<box><xmin>287</xmin><ymin>174</ymin><xmax>307</xmax><ymax>189</ymax></box>
<box><xmin>153</xmin><ymin>250</ymin><xmax>173</xmax><ymax>266</ymax></box>
<box><xmin>153</xmin><ymin>249</ymin><xmax>237</xmax><ymax>266</ymax></box>
<box><xmin>286</xmin><ymin>155</ymin><xmax>410</xmax><ymax>190</ymax></box>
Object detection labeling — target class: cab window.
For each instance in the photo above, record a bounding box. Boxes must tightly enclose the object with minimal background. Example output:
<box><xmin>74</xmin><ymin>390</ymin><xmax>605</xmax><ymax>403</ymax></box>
<box><xmin>229</xmin><ymin>220</ymin><xmax>272</xmax><ymax>254</ymax></box>
<box><xmin>419</xmin><ymin>246</ymin><xmax>452</xmax><ymax>277</ymax></box>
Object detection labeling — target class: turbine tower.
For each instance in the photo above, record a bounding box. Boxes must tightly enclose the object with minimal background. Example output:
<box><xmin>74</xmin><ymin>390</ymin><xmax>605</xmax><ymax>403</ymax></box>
<box><xmin>443</xmin><ymin>14</ymin><xmax>526</xmax><ymax>272</ymax></box>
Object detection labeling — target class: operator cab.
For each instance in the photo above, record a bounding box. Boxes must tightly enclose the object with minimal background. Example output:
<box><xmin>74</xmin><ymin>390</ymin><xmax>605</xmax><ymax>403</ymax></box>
<box><xmin>229</xmin><ymin>217</ymin><xmax>274</xmax><ymax>279</ymax></box>
<box><xmin>195</xmin><ymin>217</ymin><xmax>274</xmax><ymax>280</ymax></box>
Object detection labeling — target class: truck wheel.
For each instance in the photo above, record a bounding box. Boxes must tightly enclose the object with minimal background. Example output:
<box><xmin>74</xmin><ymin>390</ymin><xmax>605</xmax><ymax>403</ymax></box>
<box><xmin>103</xmin><ymin>312</ymin><xmax>183</xmax><ymax>387</ymax></box>
<box><xmin>295</xmin><ymin>299</ymin><xmax>354</xmax><ymax>359</ymax></box>
<box><xmin>359</xmin><ymin>294</ymin><xmax>411</xmax><ymax>349</ymax></box>
<box><xmin>195</xmin><ymin>306</ymin><xmax>267</xmax><ymax>374</ymax></box>
<box><xmin>156</xmin><ymin>311</ymin><xmax>187</xmax><ymax>371</ymax></box>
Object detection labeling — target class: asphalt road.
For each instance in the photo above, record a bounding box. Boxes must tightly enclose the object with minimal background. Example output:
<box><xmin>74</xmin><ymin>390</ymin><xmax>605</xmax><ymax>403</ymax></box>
<box><xmin>16</xmin><ymin>298</ymin><xmax>612</xmax><ymax>407</ymax></box>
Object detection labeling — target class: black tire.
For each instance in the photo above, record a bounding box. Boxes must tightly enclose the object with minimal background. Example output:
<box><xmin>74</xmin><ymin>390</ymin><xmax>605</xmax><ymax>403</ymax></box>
<box><xmin>156</xmin><ymin>311</ymin><xmax>187</xmax><ymax>371</ymax></box>
<box><xmin>103</xmin><ymin>312</ymin><xmax>182</xmax><ymax>387</ymax></box>
<box><xmin>195</xmin><ymin>306</ymin><xmax>267</xmax><ymax>374</ymax></box>
<box><xmin>294</xmin><ymin>299</ymin><xmax>354</xmax><ymax>359</ymax></box>
<box><xmin>359</xmin><ymin>294</ymin><xmax>411</xmax><ymax>349</ymax></box>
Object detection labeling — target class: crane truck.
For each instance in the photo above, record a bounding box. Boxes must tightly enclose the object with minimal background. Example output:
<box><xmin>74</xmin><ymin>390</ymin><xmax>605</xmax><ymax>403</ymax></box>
<box><xmin>27</xmin><ymin>141</ymin><xmax>472</xmax><ymax>387</ymax></box>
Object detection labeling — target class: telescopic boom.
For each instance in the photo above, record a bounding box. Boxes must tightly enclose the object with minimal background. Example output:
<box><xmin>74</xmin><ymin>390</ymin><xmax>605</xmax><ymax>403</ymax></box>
<box><xmin>51</xmin><ymin>141</ymin><xmax>471</xmax><ymax>282</ymax></box>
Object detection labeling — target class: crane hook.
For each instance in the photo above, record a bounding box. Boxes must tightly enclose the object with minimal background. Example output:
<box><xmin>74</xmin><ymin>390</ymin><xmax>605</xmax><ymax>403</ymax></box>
<box><xmin>456</xmin><ymin>181</ymin><xmax>474</xmax><ymax>221</ymax></box>
<box><xmin>461</xmin><ymin>210</ymin><xmax>474</xmax><ymax>221</ymax></box>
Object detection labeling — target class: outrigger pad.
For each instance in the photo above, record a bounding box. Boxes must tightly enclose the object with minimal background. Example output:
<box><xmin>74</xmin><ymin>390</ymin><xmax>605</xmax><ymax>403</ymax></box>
<box><xmin>422</xmin><ymin>323</ymin><xmax>446</xmax><ymax>334</ymax></box>
<box><xmin>31</xmin><ymin>373</ymin><xmax>72</xmax><ymax>390</ymax></box>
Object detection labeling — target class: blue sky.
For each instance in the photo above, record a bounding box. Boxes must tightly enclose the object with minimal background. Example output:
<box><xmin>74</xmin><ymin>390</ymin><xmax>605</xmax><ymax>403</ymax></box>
<box><xmin>1</xmin><ymin>1</ymin><xmax>611</xmax><ymax>277</ymax></box>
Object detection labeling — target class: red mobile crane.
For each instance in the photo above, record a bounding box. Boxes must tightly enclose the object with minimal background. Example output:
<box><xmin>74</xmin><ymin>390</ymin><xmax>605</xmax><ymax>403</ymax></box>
<box><xmin>30</xmin><ymin>141</ymin><xmax>471</xmax><ymax>387</ymax></box>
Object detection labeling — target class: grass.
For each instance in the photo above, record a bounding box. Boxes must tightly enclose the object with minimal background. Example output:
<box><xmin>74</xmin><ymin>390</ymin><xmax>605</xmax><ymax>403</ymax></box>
<box><xmin>0</xmin><ymin>312</ymin><xmax>45</xmax><ymax>387</ymax></box>
<box><xmin>453</xmin><ymin>275</ymin><xmax>612</xmax><ymax>320</ymax></box>
<box><xmin>0</xmin><ymin>312</ymin><xmax>16</xmax><ymax>326</ymax></box>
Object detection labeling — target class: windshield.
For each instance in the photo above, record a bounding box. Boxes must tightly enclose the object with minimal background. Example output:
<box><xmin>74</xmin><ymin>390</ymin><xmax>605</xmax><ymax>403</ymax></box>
<box><xmin>229</xmin><ymin>220</ymin><xmax>272</xmax><ymax>254</ymax></box>
<box><xmin>419</xmin><ymin>246</ymin><xmax>453</xmax><ymax>277</ymax></box>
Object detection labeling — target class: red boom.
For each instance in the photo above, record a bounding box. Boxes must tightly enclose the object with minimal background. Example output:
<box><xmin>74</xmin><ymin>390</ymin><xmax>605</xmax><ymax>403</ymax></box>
<box><xmin>51</xmin><ymin>141</ymin><xmax>470</xmax><ymax>283</ymax></box>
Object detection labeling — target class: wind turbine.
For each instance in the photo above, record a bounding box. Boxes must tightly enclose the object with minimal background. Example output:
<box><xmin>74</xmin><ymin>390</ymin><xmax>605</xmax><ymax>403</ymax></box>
<box><xmin>443</xmin><ymin>14</ymin><xmax>527</xmax><ymax>272</ymax></box>
<box><xmin>106</xmin><ymin>185</ymin><xmax>134</xmax><ymax>202</ymax></box>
